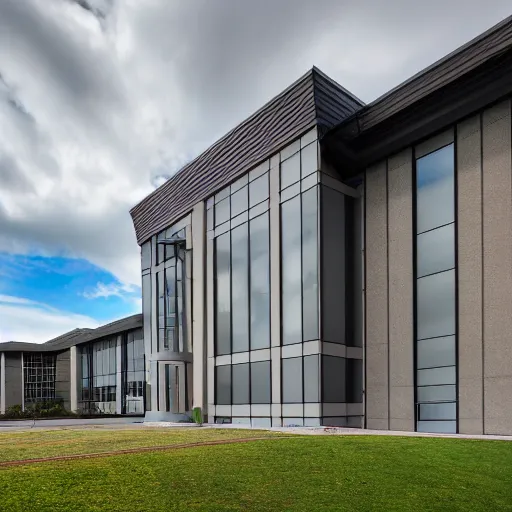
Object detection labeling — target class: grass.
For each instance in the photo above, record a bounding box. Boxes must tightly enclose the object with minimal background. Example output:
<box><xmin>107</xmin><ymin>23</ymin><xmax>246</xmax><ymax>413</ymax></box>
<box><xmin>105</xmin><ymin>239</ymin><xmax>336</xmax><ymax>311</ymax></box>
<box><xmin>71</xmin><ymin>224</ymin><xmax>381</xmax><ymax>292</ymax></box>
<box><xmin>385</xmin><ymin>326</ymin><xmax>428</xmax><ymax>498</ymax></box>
<box><xmin>0</xmin><ymin>427</ymin><xmax>279</xmax><ymax>462</ymax></box>
<box><xmin>0</xmin><ymin>431</ymin><xmax>511</xmax><ymax>511</ymax></box>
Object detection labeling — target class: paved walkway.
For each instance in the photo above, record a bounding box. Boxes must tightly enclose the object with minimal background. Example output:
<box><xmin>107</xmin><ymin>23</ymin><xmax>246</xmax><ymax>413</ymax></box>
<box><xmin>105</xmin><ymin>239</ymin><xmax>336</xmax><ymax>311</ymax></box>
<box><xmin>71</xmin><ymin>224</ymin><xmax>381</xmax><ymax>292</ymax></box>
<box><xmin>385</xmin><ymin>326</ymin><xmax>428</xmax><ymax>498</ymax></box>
<box><xmin>0</xmin><ymin>418</ymin><xmax>510</xmax><ymax>440</ymax></box>
<box><xmin>144</xmin><ymin>422</ymin><xmax>512</xmax><ymax>441</ymax></box>
<box><xmin>0</xmin><ymin>417</ymin><xmax>144</xmax><ymax>431</ymax></box>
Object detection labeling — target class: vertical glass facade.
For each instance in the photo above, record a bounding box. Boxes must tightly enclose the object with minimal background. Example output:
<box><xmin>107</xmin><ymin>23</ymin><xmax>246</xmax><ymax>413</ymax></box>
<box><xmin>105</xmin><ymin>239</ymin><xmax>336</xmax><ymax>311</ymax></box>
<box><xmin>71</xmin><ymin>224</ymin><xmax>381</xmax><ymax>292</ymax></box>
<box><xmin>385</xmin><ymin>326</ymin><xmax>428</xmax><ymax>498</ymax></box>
<box><xmin>210</xmin><ymin>167</ymin><xmax>270</xmax><ymax>356</ymax></box>
<box><xmin>280</xmin><ymin>141</ymin><xmax>319</xmax><ymax>345</ymax></box>
<box><xmin>23</xmin><ymin>353</ymin><xmax>56</xmax><ymax>404</ymax></box>
<box><xmin>79</xmin><ymin>338</ymin><xmax>117</xmax><ymax>413</ymax></box>
<box><xmin>157</xmin><ymin>229</ymin><xmax>187</xmax><ymax>352</ymax></box>
<box><xmin>415</xmin><ymin>143</ymin><xmax>457</xmax><ymax>434</ymax></box>
<box><xmin>122</xmin><ymin>329</ymin><xmax>145</xmax><ymax>414</ymax></box>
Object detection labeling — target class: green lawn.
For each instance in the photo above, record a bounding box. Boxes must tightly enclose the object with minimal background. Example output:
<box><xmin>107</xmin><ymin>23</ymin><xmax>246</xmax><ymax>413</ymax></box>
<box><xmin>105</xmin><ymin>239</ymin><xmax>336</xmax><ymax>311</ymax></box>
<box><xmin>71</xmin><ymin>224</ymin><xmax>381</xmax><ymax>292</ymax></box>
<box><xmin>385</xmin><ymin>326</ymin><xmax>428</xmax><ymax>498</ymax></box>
<box><xmin>0</xmin><ymin>427</ymin><xmax>279</xmax><ymax>462</ymax></box>
<box><xmin>0</xmin><ymin>431</ymin><xmax>511</xmax><ymax>511</ymax></box>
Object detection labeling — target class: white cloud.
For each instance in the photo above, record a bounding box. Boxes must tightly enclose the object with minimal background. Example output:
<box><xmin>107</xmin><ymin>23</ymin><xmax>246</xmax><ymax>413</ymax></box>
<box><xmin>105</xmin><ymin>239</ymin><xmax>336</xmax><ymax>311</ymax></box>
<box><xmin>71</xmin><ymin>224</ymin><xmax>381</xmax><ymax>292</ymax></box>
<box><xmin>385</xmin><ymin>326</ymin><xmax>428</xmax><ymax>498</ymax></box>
<box><xmin>0</xmin><ymin>294</ymin><xmax>100</xmax><ymax>343</ymax></box>
<box><xmin>0</xmin><ymin>0</ymin><xmax>510</xmax><ymax>296</ymax></box>
<box><xmin>83</xmin><ymin>281</ymin><xmax>138</xmax><ymax>299</ymax></box>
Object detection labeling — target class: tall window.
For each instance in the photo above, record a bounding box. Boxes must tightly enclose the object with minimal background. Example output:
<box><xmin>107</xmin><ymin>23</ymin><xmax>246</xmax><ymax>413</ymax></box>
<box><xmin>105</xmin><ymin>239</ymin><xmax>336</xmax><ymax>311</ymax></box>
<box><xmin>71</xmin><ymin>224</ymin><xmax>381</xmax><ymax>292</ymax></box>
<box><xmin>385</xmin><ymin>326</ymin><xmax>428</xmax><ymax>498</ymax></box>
<box><xmin>93</xmin><ymin>339</ymin><xmax>117</xmax><ymax>407</ymax></box>
<box><xmin>157</xmin><ymin>228</ymin><xmax>188</xmax><ymax>353</ymax></box>
<box><xmin>80</xmin><ymin>338</ymin><xmax>117</xmax><ymax>413</ymax></box>
<box><xmin>123</xmin><ymin>330</ymin><xmax>145</xmax><ymax>413</ymax></box>
<box><xmin>415</xmin><ymin>143</ymin><xmax>457</xmax><ymax>434</ymax></box>
<box><xmin>209</xmin><ymin>165</ymin><xmax>270</xmax><ymax>356</ymax></box>
<box><xmin>23</xmin><ymin>353</ymin><xmax>56</xmax><ymax>404</ymax></box>
<box><xmin>157</xmin><ymin>244</ymin><xmax>187</xmax><ymax>352</ymax></box>
<box><xmin>280</xmin><ymin>140</ymin><xmax>319</xmax><ymax>345</ymax></box>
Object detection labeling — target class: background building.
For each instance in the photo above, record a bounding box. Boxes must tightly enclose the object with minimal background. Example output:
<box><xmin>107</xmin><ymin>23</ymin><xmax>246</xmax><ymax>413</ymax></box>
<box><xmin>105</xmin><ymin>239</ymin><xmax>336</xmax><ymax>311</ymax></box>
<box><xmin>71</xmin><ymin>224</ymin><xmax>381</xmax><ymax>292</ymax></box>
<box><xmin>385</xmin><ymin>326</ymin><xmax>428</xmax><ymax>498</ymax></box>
<box><xmin>131</xmin><ymin>15</ymin><xmax>512</xmax><ymax>435</ymax></box>
<box><xmin>0</xmin><ymin>315</ymin><xmax>144</xmax><ymax>416</ymax></box>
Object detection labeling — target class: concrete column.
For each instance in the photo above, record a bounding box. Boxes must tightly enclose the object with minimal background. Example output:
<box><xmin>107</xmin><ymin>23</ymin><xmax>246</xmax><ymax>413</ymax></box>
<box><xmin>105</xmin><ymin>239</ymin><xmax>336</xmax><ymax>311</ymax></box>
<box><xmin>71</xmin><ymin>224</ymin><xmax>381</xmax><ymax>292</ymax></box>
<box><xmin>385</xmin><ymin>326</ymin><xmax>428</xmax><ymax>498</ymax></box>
<box><xmin>387</xmin><ymin>149</ymin><xmax>414</xmax><ymax>431</ymax></box>
<box><xmin>116</xmin><ymin>335</ymin><xmax>122</xmax><ymax>415</ymax></box>
<box><xmin>364</xmin><ymin>161</ymin><xmax>389</xmax><ymax>430</ymax></box>
<box><xmin>192</xmin><ymin>201</ymin><xmax>206</xmax><ymax>412</ymax></box>
<box><xmin>206</xmin><ymin>232</ymin><xmax>215</xmax><ymax>422</ymax></box>
<box><xmin>457</xmin><ymin>114</ymin><xmax>484</xmax><ymax>434</ymax></box>
<box><xmin>70</xmin><ymin>346</ymin><xmax>78</xmax><ymax>412</ymax></box>
<box><xmin>0</xmin><ymin>352</ymin><xmax>5</xmax><ymax>414</ymax></box>
<box><xmin>482</xmin><ymin>99</ymin><xmax>512</xmax><ymax>435</ymax></box>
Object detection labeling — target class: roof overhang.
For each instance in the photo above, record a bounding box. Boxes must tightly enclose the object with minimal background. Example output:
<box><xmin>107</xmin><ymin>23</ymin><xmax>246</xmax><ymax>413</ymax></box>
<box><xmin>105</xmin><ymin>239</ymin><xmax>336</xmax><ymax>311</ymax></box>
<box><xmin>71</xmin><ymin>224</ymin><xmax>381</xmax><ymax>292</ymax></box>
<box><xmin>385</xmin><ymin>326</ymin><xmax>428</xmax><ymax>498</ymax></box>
<box><xmin>323</xmin><ymin>41</ymin><xmax>512</xmax><ymax>176</ymax></box>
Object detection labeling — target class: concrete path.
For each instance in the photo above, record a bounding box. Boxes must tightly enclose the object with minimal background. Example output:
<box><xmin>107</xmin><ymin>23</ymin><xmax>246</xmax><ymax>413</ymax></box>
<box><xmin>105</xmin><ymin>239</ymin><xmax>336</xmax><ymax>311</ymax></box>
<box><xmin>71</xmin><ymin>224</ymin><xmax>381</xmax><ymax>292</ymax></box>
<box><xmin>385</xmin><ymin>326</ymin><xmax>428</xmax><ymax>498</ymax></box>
<box><xmin>0</xmin><ymin>417</ymin><xmax>144</xmax><ymax>431</ymax></box>
<box><xmin>0</xmin><ymin>418</ymin><xmax>510</xmax><ymax>440</ymax></box>
<box><xmin>144</xmin><ymin>422</ymin><xmax>512</xmax><ymax>441</ymax></box>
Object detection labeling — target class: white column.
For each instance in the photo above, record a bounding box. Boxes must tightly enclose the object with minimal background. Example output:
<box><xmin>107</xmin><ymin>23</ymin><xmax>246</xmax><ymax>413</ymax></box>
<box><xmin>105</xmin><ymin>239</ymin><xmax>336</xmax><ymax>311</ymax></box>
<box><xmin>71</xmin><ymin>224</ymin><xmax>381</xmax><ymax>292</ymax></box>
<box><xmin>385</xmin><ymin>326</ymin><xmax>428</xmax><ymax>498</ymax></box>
<box><xmin>116</xmin><ymin>335</ymin><xmax>122</xmax><ymax>415</ymax></box>
<box><xmin>70</xmin><ymin>346</ymin><xmax>78</xmax><ymax>412</ymax></box>
<box><xmin>192</xmin><ymin>202</ymin><xmax>206</xmax><ymax>412</ymax></box>
<box><xmin>0</xmin><ymin>353</ymin><xmax>5</xmax><ymax>414</ymax></box>
<box><xmin>206</xmin><ymin>231</ymin><xmax>215</xmax><ymax>423</ymax></box>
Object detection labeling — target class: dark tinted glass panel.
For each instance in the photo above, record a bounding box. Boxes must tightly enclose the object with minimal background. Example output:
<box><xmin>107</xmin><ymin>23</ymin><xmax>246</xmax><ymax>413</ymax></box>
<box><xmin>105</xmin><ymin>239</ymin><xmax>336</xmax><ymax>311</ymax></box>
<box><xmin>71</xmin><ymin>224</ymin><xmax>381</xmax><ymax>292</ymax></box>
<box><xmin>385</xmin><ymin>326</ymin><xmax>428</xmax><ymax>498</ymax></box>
<box><xmin>141</xmin><ymin>242</ymin><xmax>151</xmax><ymax>270</ymax></box>
<box><xmin>417</xmin><ymin>336</ymin><xmax>455</xmax><ymax>369</ymax></box>
<box><xmin>282</xmin><ymin>357</ymin><xmax>302</xmax><ymax>403</ymax></box>
<box><xmin>417</xmin><ymin>385</ymin><xmax>456</xmax><ymax>403</ymax></box>
<box><xmin>249</xmin><ymin>173</ymin><xmax>269</xmax><ymax>207</ymax></box>
<box><xmin>215</xmin><ymin>366</ymin><xmax>231</xmax><ymax>405</ymax></box>
<box><xmin>280</xmin><ymin>182</ymin><xmax>300</xmax><ymax>203</ymax></box>
<box><xmin>417</xmin><ymin>223</ymin><xmax>455</xmax><ymax>278</ymax></box>
<box><xmin>281</xmin><ymin>197</ymin><xmax>302</xmax><ymax>345</ymax></box>
<box><xmin>416</xmin><ymin>144</ymin><xmax>454</xmax><ymax>233</ymax></box>
<box><xmin>231</xmin><ymin>225</ymin><xmax>249</xmax><ymax>353</ymax></box>
<box><xmin>157</xmin><ymin>271</ymin><xmax>165</xmax><ymax>349</ymax></box>
<box><xmin>417</xmin><ymin>269</ymin><xmax>455</xmax><ymax>340</ymax></box>
<box><xmin>419</xmin><ymin>402</ymin><xmax>456</xmax><ymax>420</ymax></box>
<box><xmin>304</xmin><ymin>355</ymin><xmax>319</xmax><ymax>402</ymax></box>
<box><xmin>251</xmin><ymin>361</ymin><xmax>270</xmax><ymax>404</ymax></box>
<box><xmin>280</xmin><ymin>152</ymin><xmax>300</xmax><ymax>189</ymax></box>
<box><xmin>322</xmin><ymin>356</ymin><xmax>346</xmax><ymax>403</ymax></box>
<box><xmin>250</xmin><ymin>213</ymin><xmax>270</xmax><ymax>349</ymax></box>
<box><xmin>301</xmin><ymin>142</ymin><xmax>318</xmax><ymax>178</ymax></box>
<box><xmin>417</xmin><ymin>366</ymin><xmax>456</xmax><ymax>386</ymax></box>
<box><xmin>302</xmin><ymin>187</ymin><xmax>319</xmax><ymax>341</ymax></box>
<box><xmin>347</xmin><ymin>359</ymin><xmax>363</xmax><ymax>403</ymax></box>
<box><xmin>215</xmin><ymin>197</ymin><xmax>230</xmax><ymax>226</ymax></box>
<box><xmin>215</xmin><ymin>233</ymin><xmax>231</xmax><ymax>355</ymax></box>
<box><xmin>231</xmin><ymin>186</ymin><xmax>248</xmax><ymax>217</ymax></box>
<box><xmin>232</xmin><ymin>363</ymin><xmax>249</xmax><ymax>404</ymax></box>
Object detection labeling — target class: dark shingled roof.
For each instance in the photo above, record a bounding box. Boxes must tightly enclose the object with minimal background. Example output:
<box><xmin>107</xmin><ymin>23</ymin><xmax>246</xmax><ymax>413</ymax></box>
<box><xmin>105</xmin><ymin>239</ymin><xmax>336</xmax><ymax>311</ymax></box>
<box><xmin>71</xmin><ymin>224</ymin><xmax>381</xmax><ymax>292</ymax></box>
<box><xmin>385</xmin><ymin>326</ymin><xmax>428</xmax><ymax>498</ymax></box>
<box><xmin>130</xmin><ymin>67</ymin><xmax>364</xmax><ymax>245</ymax></box>
<box><xmin>0</xmin><ymin>314</ymin><xmax>142</xmax><ymax>353</ymax></box>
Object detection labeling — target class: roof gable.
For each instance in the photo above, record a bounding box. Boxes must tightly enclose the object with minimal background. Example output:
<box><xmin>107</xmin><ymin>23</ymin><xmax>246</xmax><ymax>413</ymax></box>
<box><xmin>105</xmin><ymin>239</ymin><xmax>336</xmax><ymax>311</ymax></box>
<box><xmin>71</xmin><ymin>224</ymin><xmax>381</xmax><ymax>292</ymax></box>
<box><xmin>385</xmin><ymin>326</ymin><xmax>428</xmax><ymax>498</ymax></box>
<box><xmin>130</xmin><ymin>67</ymin><xmax>364</xmax><ymax>245</ymax></box>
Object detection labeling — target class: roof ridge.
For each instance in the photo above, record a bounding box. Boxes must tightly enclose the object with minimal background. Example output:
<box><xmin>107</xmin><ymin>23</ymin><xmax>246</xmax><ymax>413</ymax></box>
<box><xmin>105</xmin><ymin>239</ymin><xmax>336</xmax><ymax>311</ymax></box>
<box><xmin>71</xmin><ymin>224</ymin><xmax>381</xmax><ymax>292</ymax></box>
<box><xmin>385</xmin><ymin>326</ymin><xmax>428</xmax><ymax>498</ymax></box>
<box><xmin>369</xmin><ymin>14</ymin><xmax>512</xmax><ymax>107</ymax></box>
<box><xmin>130</xmin><ymin>68</ymin><xmax>316</xmax><ymax>217</ymax></box>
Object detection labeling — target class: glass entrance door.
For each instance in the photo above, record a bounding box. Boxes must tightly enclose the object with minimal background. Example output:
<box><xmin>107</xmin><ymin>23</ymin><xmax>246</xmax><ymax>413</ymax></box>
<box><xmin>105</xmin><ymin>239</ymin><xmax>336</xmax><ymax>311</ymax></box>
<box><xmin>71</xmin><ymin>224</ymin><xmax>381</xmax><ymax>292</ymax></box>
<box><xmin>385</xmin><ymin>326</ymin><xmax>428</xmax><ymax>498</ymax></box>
<box><xmin>159</xmin><ymin>361</ymin><xmax>192</xmax><ymax>414</ymax></box>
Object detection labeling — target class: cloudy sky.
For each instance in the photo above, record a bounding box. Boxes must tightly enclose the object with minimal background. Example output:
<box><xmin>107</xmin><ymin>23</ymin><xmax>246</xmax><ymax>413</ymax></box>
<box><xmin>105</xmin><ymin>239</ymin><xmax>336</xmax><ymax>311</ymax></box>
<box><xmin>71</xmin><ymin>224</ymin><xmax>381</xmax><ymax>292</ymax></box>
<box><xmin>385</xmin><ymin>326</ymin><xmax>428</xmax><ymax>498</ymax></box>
<box><xmin>0</xmin><ymin>0</ymin><xmax>510</xmax><ymax>343</ymax></box>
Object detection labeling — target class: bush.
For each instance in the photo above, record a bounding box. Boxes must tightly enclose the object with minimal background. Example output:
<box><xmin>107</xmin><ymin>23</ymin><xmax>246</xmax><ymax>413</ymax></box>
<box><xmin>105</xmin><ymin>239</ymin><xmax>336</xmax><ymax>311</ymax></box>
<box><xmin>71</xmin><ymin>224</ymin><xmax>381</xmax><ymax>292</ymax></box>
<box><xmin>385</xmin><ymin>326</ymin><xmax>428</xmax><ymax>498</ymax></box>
<box><xmin>1</xmin><ymin>400</ymin><xmax>73</xmax><ymax>420</ymax></box>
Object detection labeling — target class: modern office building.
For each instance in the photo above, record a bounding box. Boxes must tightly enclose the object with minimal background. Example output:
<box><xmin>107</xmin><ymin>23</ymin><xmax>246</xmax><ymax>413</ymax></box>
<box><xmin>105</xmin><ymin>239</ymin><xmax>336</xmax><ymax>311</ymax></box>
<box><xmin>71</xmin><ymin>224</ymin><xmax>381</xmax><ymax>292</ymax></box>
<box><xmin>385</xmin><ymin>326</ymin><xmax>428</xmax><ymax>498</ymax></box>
<box><xmin>0</xmin><ymin>315</ymin><xmax>144</xmax><ymax>416</ymax></box>
<box><xmin>130</xmin><ymin>16</ymin><xmax>512</xmax><ymax>435</ymax></box>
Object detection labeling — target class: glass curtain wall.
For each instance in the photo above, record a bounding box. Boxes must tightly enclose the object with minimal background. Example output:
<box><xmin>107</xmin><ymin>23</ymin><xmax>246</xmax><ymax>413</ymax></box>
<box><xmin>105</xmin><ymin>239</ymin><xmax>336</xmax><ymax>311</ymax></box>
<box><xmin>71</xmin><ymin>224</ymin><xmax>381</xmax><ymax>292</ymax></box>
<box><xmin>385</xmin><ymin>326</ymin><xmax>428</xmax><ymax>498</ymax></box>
<box><xmin>280</xmin><ymin>140</ymin><xmax>319</xmax><ymax>345</ymax></box>
<box><xmin>122</xmin><ymin>329</ymin><xmax>145</xmax><ymax>413</ymax></box>
<box><xmin>209</xmin><ymin>163</ymin><xmax>271</xmax><ymax>413</ymax></box>
<box><xmin>23</xmin><ymin>353</ymin><xmax>56</xmax><ymax>404</ymax></box>
<box><xmin>157</xmin><ymin>228</ymin><xmax>187</xmax><ymax>353</ymax></box>
<box><xmin>415</xmin><ymin>143</ymin><xmax>457</xmax><ymax>433</ymax></box>
<box><xmin>209</xmin><ymin>164</ymin><xmax>271</xmax><ymax>356</ymax></box>
<box><xmin>79</xmin><ymin>338</ymin><xmax>117</xmax><ymax>413</ymax></box>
